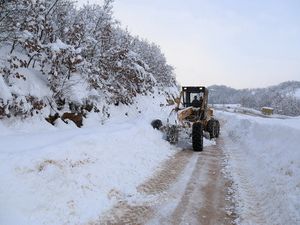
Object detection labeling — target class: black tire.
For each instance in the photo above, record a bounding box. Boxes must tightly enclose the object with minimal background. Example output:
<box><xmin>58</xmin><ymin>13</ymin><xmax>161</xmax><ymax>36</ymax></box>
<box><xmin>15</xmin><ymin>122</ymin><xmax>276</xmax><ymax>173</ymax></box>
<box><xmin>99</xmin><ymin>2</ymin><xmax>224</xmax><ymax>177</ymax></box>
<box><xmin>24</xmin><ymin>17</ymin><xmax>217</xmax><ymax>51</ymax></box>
<box><xmin>151</xmin><ymin>119</ymin><xmax>162</xmax><ymax>130</ymax></box>
<box><xmin>207</xmin><ymin>119</ymin><xmax>217</xmax><ymax>139</ymax></box>
<box><xmin>192</xmin><ymin>122</ymin><xmax>203</xmax><ymax>151</ymax></box>
<box><xmin>215</xmin><ymin>120</ymin><xmax>220</xmax><ymax>138</ymax></box>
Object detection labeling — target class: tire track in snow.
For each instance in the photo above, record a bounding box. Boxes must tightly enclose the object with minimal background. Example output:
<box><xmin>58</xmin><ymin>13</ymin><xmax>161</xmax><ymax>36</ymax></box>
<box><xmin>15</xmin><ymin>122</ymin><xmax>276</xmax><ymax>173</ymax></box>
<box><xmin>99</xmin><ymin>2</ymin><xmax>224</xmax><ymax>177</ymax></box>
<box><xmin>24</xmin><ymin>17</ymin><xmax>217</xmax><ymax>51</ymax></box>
<box><xmin>137</xmin><ymin>150</ymin><xmax>194</xmax><ymax>195</ymax></box>
<box><xmin>162</xmin><ymin>138</ymin><xmax>236</xmax><ymax>225</ymax></box>
<box><xmin>91</xmin><ymin>150</ymin><xmax>194</xmax><ymax>225</ymax></box>
<box><xmin>89</xmin><ymin>136</ymin><xmax>236</xmax><ymax>225</ymax></box>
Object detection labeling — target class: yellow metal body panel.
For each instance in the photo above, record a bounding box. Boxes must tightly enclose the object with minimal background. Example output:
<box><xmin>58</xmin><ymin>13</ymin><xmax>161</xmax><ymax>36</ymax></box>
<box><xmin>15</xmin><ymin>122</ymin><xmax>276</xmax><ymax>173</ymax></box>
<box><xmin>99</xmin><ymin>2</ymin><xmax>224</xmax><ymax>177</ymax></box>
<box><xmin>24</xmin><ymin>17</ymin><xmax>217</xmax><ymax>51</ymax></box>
<box><xmin>177</xmin><ymin>107</ymin><xmax>194</xmax><ymax>123</ymax></box>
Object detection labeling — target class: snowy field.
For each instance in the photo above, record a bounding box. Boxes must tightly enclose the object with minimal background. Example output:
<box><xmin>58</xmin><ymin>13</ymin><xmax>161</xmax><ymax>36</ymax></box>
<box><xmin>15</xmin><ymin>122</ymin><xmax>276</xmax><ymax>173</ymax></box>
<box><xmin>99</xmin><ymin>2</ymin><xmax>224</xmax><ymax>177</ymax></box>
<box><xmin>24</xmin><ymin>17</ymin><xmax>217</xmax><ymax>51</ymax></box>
<box><xmin>218</xmin><ymin>111</ymin><xmax>300</xmax><ymax>225</ymax></box>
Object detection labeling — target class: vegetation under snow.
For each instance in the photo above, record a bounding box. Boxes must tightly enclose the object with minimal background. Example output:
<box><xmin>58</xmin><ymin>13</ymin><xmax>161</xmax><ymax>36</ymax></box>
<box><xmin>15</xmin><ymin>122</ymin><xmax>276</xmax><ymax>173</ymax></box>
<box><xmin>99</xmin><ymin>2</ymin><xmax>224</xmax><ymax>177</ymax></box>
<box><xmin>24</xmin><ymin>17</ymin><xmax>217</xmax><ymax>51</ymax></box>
<box><xmin>0</xmin><ymin>0</ymin><xmax>177</xmax><ymax>122</ymax></box>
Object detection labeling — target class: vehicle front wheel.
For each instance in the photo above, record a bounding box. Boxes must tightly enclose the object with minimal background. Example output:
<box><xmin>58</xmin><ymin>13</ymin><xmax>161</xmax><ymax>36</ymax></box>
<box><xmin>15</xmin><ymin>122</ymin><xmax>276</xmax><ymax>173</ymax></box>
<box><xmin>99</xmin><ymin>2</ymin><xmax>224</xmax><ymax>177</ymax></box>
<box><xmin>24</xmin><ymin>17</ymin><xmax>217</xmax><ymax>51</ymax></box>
<box><xmin>192</xmin><ymin>122</ymin><xmax>203</xmax><ymax>151</ymax></box>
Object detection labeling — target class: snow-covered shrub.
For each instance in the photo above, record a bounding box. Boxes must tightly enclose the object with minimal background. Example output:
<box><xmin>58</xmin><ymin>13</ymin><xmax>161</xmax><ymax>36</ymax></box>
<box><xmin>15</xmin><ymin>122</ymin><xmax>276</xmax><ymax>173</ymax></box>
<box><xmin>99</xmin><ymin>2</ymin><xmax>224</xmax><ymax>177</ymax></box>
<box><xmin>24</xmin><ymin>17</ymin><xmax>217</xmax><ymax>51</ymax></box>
<box><xmin>0</xmin><ymin>0</ymin><xmax>177</xmax><ymax>121</ymax></box>
<box><xmin>6</xmin><ymin>95</ymin><xmax>45</xmax><ymax>118</ymax></box>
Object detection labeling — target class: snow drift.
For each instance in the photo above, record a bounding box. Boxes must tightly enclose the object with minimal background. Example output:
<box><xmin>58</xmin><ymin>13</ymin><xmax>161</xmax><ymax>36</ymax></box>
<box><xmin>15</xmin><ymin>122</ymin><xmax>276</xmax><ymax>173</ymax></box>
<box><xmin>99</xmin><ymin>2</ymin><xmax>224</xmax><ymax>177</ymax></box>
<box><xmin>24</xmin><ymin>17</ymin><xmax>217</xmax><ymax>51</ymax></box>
<box><xmin>0</xmin><ymin>94</ymin><xmax>178</xmax><ymax>225</ymax></box>
<box><xmin>219</xmin><ymin>111</ymin><xmax>300</xmax><ymax>225</ymax></box>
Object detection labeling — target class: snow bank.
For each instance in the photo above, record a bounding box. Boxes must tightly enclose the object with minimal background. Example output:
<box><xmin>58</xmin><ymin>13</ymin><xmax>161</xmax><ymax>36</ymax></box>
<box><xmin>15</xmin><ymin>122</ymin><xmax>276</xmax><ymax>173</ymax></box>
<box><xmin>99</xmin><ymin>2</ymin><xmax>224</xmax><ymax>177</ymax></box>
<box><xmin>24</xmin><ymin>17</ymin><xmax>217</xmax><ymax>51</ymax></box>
<box><xmin>0</xmin><ymin>91</ymin><xmax>183</xmax><ymax>225</ymax></box>
<box><xmin>218</xmin><ymin>111</ymin><xmax>300</xmax><ymax>225</ymax></box>
<box><xmin>0</xmin><ymin>115</ymin><xmax>178</xmax><ymax>225</ymax></box>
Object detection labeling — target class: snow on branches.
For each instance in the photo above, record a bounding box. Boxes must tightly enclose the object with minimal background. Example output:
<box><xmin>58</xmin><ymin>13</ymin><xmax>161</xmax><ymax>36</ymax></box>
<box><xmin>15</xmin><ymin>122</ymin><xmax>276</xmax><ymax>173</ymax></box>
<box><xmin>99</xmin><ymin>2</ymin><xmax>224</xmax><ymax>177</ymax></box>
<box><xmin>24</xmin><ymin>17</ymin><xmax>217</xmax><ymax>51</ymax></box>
<box><xmin>0</xmin><ymin>0</ymin><xmax>177</xmax><ymax>119</ymax></box>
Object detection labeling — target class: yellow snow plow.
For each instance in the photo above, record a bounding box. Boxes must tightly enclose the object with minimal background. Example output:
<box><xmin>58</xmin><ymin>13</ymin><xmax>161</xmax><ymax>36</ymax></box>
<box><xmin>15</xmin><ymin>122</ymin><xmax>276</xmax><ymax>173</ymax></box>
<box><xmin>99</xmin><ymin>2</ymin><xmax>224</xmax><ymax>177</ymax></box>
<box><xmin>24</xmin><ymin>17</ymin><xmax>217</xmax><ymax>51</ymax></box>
<box><xmin>152</xmin><ymin>86</ymin><xmax>220</xmax><ymax>151</ymax></box>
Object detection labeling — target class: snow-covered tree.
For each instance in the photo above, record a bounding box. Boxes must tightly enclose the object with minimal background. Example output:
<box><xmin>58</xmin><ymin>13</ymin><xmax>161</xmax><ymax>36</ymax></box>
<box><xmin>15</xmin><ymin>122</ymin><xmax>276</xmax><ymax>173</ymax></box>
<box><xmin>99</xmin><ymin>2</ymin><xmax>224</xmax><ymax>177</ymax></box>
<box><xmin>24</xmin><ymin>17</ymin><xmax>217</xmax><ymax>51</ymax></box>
<box><xmin>0</xmin><ymin>0</ymin><xmax>177</xmax><ymax>119</ymax></box>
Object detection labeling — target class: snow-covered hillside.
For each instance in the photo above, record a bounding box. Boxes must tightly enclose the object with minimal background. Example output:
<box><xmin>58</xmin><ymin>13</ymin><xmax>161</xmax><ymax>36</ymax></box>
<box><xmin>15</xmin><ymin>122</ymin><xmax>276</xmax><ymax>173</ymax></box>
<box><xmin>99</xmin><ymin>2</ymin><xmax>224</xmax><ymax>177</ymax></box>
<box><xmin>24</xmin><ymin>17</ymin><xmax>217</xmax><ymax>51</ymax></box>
<box><xmin>219</xmin><ymin>111</ymin><xmax>300</xmax><ymax>225</ymax></box>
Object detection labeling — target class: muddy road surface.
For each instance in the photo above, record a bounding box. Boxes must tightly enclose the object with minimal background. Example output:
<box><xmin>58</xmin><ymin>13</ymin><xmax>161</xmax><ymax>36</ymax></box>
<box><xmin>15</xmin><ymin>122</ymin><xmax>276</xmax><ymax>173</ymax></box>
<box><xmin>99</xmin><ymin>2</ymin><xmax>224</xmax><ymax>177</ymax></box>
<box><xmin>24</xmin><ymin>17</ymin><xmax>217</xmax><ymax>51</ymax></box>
<box><xmin>90</xmin><ymin>138</ymin><xmax>236</xmax><ymax>225</ymax></box>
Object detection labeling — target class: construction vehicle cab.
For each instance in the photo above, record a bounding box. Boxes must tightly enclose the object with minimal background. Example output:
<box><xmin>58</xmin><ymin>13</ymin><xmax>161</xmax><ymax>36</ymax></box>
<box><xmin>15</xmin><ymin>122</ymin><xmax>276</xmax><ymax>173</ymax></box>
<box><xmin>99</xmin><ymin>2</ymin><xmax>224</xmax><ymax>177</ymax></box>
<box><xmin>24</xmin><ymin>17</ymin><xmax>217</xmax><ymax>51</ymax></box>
<box><xmin>180</xmin><ymin>86</ymin><xmax>210</xmax><ymax>121</ymax></box>
<box><xmin>182</xmin><ymin>86</ymin><xmax>207</xmax><ymax>108</ymax></box>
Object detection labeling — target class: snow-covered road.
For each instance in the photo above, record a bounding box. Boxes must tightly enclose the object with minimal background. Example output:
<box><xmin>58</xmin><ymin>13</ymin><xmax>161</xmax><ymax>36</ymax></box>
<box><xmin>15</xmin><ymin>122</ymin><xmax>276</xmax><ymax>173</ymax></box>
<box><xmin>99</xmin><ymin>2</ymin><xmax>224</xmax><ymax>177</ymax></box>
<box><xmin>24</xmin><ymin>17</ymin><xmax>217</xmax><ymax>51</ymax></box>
<box><xmin>95</xmin><ymin>137</ymin><xmax>232</xmax><ymax>225</ymax></box>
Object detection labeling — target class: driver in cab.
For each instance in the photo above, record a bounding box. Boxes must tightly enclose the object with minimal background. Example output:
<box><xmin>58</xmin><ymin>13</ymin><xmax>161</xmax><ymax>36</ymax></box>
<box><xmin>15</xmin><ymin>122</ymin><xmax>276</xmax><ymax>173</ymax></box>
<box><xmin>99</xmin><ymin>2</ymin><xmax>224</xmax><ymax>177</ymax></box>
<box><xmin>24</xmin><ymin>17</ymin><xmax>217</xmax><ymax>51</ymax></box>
<box><xmin>191</xmin><ymin>96</ymin><xmax>203</xmax><ymax>108</ymax></box>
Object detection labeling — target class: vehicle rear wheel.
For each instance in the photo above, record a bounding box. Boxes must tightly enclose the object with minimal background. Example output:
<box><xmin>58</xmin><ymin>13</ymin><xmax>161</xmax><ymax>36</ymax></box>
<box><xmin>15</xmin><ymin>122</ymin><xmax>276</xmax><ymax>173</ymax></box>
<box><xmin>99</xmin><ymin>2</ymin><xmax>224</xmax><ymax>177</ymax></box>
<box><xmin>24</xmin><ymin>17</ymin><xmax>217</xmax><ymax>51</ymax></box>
<box><xmin>192</xmin><ymin>122</ymin><xmax>203</xmax><ymax>151</ymax></box>
<box><xmin>215</xmin><ymin>120</ymin><xmax>220</xmax><ymax>138</ymax></box>
<box><xmin>207</xmin><ymin>119</ymin><xmax>217</xmax><ymax>139</ymax></box>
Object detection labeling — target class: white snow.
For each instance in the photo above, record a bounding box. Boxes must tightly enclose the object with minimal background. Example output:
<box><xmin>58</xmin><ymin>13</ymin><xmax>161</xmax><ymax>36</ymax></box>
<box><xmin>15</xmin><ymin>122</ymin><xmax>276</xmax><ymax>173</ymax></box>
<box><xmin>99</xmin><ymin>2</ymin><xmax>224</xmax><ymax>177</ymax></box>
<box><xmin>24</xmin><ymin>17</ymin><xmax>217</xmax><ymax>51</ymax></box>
<box><xmin>295</xmin><ymin>88</ymin><xmax>300</xmax><ymax>99</ymax></box>
<box><xmin>63</xmin><ymin>73</ymin><xmax>91</xmax><ymax>105</ymax></box>
<box><xmin>3</xmin><ymin>86</ymin><xmax>299</xmax><ymax>225</ymax></box>
<box><xmin>218</xmin><ymin>111</ymin><xmax>300</xmax><ymax>225</ymax></box>
<box><xmin>0</xmin><ymin>92</ymin><xmax>216</xmax><ymax>225</ymax></box>
<box><xmin>8</xmin><ymin>68</ymin><xmax>51</xmax><ymax>98</ymax></box>
<box><xmin>47</xmin><ymin>39</ymin><xmax>72</xmax><ymax>51</ymax></box>
<box><xmin>0</xmin><ymin>117</ymin><xmax>174</xmax><ymax>224</ymax></box>
<box><xmin>261</xmin><ymin>106</ymin><xmax>273</xmax><ymax>110</ymax></box>
<box><xmin>0</xmin><ymin>75</ymin><xmax>12</xmax><ymax>102</ymax></box>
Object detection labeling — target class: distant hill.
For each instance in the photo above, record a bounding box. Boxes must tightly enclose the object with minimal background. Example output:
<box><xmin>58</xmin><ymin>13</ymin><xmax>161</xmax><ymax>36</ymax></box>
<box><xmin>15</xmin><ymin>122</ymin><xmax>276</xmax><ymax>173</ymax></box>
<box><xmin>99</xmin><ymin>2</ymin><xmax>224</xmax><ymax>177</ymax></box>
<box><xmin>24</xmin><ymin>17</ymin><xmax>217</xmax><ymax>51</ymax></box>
<box><xmin>208</xmin><ymin>81</ymin><xmax>300</xmax><ymax>116</ymax></box>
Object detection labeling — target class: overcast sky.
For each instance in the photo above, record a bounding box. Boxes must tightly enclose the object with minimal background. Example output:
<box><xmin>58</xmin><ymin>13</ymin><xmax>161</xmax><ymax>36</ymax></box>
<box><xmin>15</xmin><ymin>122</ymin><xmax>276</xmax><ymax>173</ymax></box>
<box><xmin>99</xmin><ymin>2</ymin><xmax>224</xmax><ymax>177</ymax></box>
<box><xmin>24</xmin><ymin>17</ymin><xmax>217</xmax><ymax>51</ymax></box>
<box><xmin>78</xmin><ymin>0</ymin><xmax>300</xmax><ymax>88</ymax></box>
